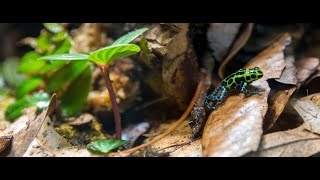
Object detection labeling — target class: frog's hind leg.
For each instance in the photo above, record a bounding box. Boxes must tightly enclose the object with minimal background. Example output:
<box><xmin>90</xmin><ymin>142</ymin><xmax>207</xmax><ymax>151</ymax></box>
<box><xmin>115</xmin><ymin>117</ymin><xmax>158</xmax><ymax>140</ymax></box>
<box><xmin>205</xmin><ymin>85</ymin><xmax>227</xmax><ymax>110</ymax></box>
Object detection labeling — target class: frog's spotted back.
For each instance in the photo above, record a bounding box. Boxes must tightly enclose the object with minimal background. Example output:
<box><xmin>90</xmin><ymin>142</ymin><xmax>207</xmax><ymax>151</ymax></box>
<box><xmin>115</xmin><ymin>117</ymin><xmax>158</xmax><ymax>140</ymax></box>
<box><xmin>205</xmin><ymin>67</ymin><xmax>264</xmax><ymax>111</ymax></box>
<box><xmin>222</xmin><ymin>67</ymin><xmax>263</xmax><ymax>89</ymax></box>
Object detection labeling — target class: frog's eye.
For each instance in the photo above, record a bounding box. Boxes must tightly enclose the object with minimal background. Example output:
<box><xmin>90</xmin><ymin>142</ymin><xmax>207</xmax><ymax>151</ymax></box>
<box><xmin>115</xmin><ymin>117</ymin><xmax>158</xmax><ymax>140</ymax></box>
<box><xmin>254</xmin><ymin>67</ymin><xmax>259</xmax><ymax>70</ymax></box>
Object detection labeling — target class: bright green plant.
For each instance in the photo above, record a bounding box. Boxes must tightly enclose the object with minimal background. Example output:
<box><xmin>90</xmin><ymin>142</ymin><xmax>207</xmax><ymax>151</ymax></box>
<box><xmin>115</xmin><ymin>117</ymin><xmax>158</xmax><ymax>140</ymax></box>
<box><xmin>38</xmin><ymin>27</ymin><xmax>149</xmax><ymax>141</ymax></box>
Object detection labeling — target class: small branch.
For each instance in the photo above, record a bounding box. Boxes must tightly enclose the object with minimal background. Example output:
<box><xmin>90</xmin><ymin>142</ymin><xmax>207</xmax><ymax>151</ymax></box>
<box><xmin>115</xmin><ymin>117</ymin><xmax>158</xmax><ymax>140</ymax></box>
<box><xmin>100</xmin><ymin>65</ymin><xmax>122</xmax><ymax>140</ymax></box>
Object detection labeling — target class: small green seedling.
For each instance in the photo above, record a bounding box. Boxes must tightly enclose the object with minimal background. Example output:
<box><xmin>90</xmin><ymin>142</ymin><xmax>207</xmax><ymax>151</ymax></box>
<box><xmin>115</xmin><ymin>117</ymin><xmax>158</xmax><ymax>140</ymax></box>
<box><xmin>38</xmin><ymin>27</ymin><xmax>149</xmax><ymax>140</ymax></box>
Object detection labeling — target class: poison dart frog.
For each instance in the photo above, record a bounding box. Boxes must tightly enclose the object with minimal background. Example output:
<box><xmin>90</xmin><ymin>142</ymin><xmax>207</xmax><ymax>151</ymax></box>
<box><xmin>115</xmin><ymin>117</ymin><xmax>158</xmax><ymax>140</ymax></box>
<box><xmin>205</xmin><ymin>67</ymin><xmax>264</xmax><ymax>111</ymax></box>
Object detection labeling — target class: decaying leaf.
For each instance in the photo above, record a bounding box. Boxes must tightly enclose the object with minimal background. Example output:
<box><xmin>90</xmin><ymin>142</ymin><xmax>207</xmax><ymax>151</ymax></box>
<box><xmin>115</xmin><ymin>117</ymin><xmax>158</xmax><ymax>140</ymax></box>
<box><xmin>24</xmin><ymin>117</ymin><xmax>97</xmax><ymax>157</ymax></box>
<box><xmin>1</xmin><ymin>94</ymin><xmax>56</xmax><ymax>157</ymax></box>
<box><xmin>295</xmin><ymin>57</ymin><xmax>319</xmax><ymax>83</ymax></box>
<box><xmin>122</xmin><ymin>122</ymin><xmax>150</xmax><ymax>148</ymax></box>
<box><xmin>290</xmin><ymin>98</ymin><xmax>320</xmax><ymax>134</ymax></box>
<box><xmin>218</xmin><ymin>23</ymin><xmax>254</xmax><ymax>79</ymax></box>
<box><xmin>148</xmin><ymin>120</ymin><xmax>202</xmax><ymax>157</ymax></box>
<box><xmin>249</xmin><ymin>94</ymin><xmax>320</xmax><ymax>157</ymax></box>
<box><xmin>264</xmin><ymin>85</ymin><xmax>297</xmax><ymax>131</ymax></box>
<box><xmin>207</xmin><ymin>23</ymin><xmax>242</xmax><ymax>62</ymax></box>
<box><xmin>0</xmin><ymin>135</ymin><xmax>12</xmax><ymax>155</ymax></box>
<box><xmin>275</xmin><ymin>56</ymin><xmax>298</xmax><ymax>85</ymax></box>
<box><xmin>202</xmin><ymin>33</ymin><xmax>291</xmax><ymax>157</ymax></box>
<box><xmin>301</xmin><ymin>93</ymin><xmax>320</xmax><ymax>108</ymax></box>
<box><xmin>248</xmin><ymin>126</ymin><xmax>320</xmax><ymax>157</ymax></box>
<box><xmin>65</xmin><ymin>113</ymin><xmax>95</xmax><ymax>126</ymax></box>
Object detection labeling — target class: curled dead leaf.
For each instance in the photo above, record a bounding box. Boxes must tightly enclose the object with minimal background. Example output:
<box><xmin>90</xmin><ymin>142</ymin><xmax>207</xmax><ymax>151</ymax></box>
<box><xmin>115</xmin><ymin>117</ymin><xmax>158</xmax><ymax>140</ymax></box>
<box><xmin>202</xmin><ymin>33</ymin><xmax>291</xmax><ymax>157</ymax></box>
<box><xmin>264</xmin><ymin>85</ymin><xmax>297</xmax><ymax>132</ymax></box>
<box><xmin>296</xmin><ymin>57</ymin><xmax>319</xmax><ymax>83</ymax></box>
<box><xmin>4</xmin><ymin>94</ymin><xmax>56</xmax><ymax>157</ymax></box>
<box><xmin>275</xmin><ymin>56</ymin><xmax>297</xmax><ymax>85</ymax></box>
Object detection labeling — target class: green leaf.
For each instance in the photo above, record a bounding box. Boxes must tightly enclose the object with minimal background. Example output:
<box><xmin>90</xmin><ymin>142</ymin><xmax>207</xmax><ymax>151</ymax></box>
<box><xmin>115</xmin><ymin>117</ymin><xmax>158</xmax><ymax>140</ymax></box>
<box><xmin>2</xmin><ymin>57</ymin><xmax>25</xmax><ymax>88</ymax></box>
<box><xmin>46</xmin><ymin>61</ymin><xmax>89</xmax><ymax>92</ymax></box>
<box><xmin>18</xmin><ymin>51</ymin><xmax>46</xmax><ymax>74</ymax></box>
<box><xmin>17</xmin><ymin>77</ymin><xmax>42</xmax><ymax>99</ymax></box>
<box><xmin>40</xmin><ymin>61</ymin><xmax>67</xmax><ymax>75</ymax></box>
<box><xmin>36</xmin><ymin>31</ymin><xmax>51</xmax><ymax>52</ymax></box>
<box><xmin>89</xmin><ymin>44</ymin><xmax>140</xmax><ymax>65</ymax></box>
<box><xmin>87</xmin><ymin>139</ymin><xmax>129</xmax><ymax>154</ymax></box>
<box><xmin>5</xmin><ymin>92</ymin><xmax>50</xmax><ymax>121</ymax></box>
<box><xmin>51</xmin><ymin>38</ymin><xmax>72</xmax><ymax>54</ymax></box>
<box><xmin>38</xmin><ymin>53</ymin><xmax>89</xmax><ymax>61</ymax></box>
<box><xmin>60</xmin><ymin>65</ymin><xmax>92</xmax><ymax>117</ymax></box>
<box><xmin>43</xmin><ymin>23</ymin><xmax>64</xmax><ymax>33</ymax></box>
<box><xmin>52</xmin><ymin>30</ymin><xmax>68</xmax><ymax>42</ymax></box>
<box><xmin>112</xmin><ymin>28</ymin><xmax>148</xmax><ymax>45</ymax></box>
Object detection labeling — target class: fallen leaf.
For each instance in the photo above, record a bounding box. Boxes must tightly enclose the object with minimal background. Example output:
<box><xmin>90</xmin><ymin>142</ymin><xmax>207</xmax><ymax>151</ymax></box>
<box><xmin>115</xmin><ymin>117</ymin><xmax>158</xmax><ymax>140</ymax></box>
<box><xmin>290</xmin><ymin>98</ymin><xmax>320</xmax><ymax>134</ymax></box>
<box><xmin>218</xmin><ymin>23</ymin><xmax>254</xmax><ymax>79</ymax></box>
<box><xmin>247</xmin><ymin>126</ymin><xmax>320</xmax><ymax>157</ymax></box>
<box><xmin>24</xmin><ymin>117</ymin><xmax>97</xmax><ymax>157</ymax></box>
<box><xmin>65</xmin><ymin>113</ymin><xmax>95</xmax><ymax>126</ymax></box>
<box><xmin>275</xmin><ymin>56</ymin><xmax>298</xmax><ymax>85</ymax></box>
<box><xmin>301</xmin><ymin>93</ymin><xmax>320</xmax><ymax>108</ymax></box>
<box><xmin>148</xmin><ymin>120</ymin><xmax>202</xmax><ymax>157</ymax></box>
<box><xmin>202</xmin><ymin>33</ymin><xmax>291</xmax><ymax>157</ymax></box>
<box><xmin>5</xmin><ymin>94</ymin><xmax>56</xmax><ymax>157</ymax></box>
<box><xmin>263</xmin><ymin>84</ymin><xmax>296</xmax><ymax>131</ymax></box>
<box><xmin>0</xmin><ymin>135</ymin><xmax>12</xmax><ymax>155</ymax></box>
<box><xmin>304</xmin><ymin>70</ymin><xmax>320</xmax><ymax>94</ymax></box>
<box><xmin>295</xmin><ymin>57</ymin><xmax>319</xmax><ymax>83</ymax></box>
<box><xmin>122</xmin><ymin>122</ymin><xmax>150</xmax><ymax>148</ymax></box>
<box><xmin>207</xmin><ymin>23</ymin><xmax>242</xmax><ymax>62</ymax></box>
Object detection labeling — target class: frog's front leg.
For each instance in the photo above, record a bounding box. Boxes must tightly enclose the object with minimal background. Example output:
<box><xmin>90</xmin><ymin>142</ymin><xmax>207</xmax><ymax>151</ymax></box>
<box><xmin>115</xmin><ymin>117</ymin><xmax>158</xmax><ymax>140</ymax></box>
<box><xmin>240</xmin><ymin>82</ymin><xmax>264</xmax><ymax>96</ymax></box>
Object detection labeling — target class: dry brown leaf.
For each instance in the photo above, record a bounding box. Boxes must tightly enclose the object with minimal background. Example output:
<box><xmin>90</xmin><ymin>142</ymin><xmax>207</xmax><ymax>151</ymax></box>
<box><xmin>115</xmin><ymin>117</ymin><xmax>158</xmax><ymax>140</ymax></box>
<box><xmin>248</xmin><ymin>126</ymin><xmax>320</xmax><ymax>157</ymax></box>
<box><xmin>202</xmin><ymin>33</ymin><xmax>291</xmax><ymax>157</ymax></box>
<box><xmin>264</xmin><ymin>86</ymin><xmax>297</xmax><ymax>131</ymax></box>
<box><xmin>296</xmin><ymin>57</ymin><xmax>319</xmax><ymax>83</ymax></box>
<box><xmin>24</xmin><ymin>117</ymin><xmax>97</xmax><ymax>157</ymax></box>
<box><xmin>207</xmin><ymin>23</ymin><xmax>242</xmax><ymax>62</ymax></box>
<box><xmin>290</xmin><ymin>98</ymin><xmax>320</xmax><ymax>134</ymax></box>
<box><xmin>0</xmin><ymin>135</ymin><xmax>12</xmax><ymax>155</ymax></box>
<box><xmin>218</xmin><ymin>23</ymin><xmax>254</xmax><ymax>79</ymax></box>
<box><xmin>301</xmin><ymin>93</ymin><xmax>320</xmax><ymax>108</ymax></box>
<box><xmin>4</xmin><ymin>94</ymin><xmax>56</xmax><ymax>157</ymax></box>
<box><xmin>65</xmin><ymin>113</ymin><xmax>95</xmax><ymax>126</ymax></box>
<box><xmin>148</xmin><ymin>120</ymin><xmax>202</xmax><ymax>157</ymax></box>
<box><xmin>275</xmin><ymin>56</ymin><xmax>298</xmax><ymax>85</ymax></box>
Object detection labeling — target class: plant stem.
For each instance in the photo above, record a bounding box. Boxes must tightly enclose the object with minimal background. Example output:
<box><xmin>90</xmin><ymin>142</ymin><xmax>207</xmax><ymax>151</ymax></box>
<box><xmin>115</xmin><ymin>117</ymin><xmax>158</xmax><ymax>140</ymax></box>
<box><xmin>99</xmin><ymin>65</ymin><xmax>122</xmax><ymax>140</ymax></box>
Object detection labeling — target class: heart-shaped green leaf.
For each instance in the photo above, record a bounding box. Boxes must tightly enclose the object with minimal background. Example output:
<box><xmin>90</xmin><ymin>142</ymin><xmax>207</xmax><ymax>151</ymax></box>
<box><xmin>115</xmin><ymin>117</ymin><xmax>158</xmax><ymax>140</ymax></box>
<box><xmin>5</xmin><ymin>92</ymin><xmax>50</xmax><ymax>121</ymax></box>
<box><xmin>17</xmin><ymin>77</ymin><xmax>42</xmax><ymax>99</ymax></box>
<box><xmin>38</xmin><ymin>53</ymin><xmax>89</xmax><ymax>61</ymax></box>
<box><xmin>89</xmin><ymin>44</ymin><xmax>140</xmax><ymax>65</ymax></box>
<box><xmin>87</xmin><ymin>139</ymin><xmax>129</xmax><ymax>154</ymax></box>
<box><xmin>60</xmin><ymin>65</ymin><xmax>92</xmax><ymax>117</ymax></box>
<box><xmin>112</xmin><ymin>28</ymin><xmax>149</xmax><ymax>45</ymax></box>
